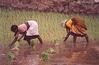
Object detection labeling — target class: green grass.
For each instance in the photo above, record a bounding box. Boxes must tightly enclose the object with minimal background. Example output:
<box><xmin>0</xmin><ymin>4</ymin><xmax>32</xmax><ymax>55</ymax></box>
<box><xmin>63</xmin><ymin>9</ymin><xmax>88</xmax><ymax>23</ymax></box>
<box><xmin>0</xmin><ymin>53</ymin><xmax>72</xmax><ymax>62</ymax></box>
<box><xmin>0</xmin><ymin>8</ymin><xmax>99</xmax><ymax>45</ymax></box>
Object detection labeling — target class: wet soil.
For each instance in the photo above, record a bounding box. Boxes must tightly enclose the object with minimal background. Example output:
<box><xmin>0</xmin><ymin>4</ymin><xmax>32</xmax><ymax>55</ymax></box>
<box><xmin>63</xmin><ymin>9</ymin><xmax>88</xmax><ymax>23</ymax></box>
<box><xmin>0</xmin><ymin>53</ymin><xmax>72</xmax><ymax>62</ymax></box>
<box><xmin>0</xmin><ymin>41</ymin><xmax>99</xmax><ymax>65</ymax></box>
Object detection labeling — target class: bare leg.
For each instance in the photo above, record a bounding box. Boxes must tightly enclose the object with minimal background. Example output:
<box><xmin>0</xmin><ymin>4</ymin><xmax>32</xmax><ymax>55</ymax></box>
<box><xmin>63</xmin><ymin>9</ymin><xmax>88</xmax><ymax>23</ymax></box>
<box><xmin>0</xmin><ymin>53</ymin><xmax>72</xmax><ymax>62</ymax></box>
<box><xmin>85</xmin><ymin>34</ymin><xmax>89</xmax><ymax>48</ymax></box>
<box><xmin>73</xmin><ymin>36</ymin><xmax>77</xmax><ymax>48</ymax></box>
<box><xmin>27</xmin><ymin>39</ymin><xmax>31</xmax><ymax>46</ymax></box>
<box><xmin>25</xmin><ymin>35</ymin><xmax>43</xmax><ymax>44</ymax></box>
<box><xmin>37</xmin><ymin>35</ymin><xmax>43</xmax><ymax>44</ymax></box>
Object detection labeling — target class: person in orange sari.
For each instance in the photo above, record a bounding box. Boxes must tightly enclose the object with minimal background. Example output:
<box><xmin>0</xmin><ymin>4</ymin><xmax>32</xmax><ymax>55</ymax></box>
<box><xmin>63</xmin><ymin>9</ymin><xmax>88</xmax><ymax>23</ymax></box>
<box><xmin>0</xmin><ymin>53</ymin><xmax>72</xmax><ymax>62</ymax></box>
<box><xmin>61</xmin><ymin>16</ymin><xmax>89</xmax><ymax>48</ymax></box>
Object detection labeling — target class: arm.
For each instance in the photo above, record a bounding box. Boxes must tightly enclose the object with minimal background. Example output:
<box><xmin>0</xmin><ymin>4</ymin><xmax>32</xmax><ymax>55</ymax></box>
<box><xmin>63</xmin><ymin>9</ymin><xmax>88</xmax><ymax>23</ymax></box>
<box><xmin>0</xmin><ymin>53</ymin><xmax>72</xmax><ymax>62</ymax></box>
<box><xmin>66</xmin><ymin>26</ymin><xmax>70</xmax><ymax>33</ymax></box>
<box><xmin>17</xmin><ymin>34</ymin><xmax>24</xmax><ymax>41</ymax></box>
<box><xmin>17</xmin><ymin>32</ymin><xmax>26</xmax><ymax>41</ymax></box>
<box><xmin>9</xmin><ymin>37</ymin><xmax>18</xmax><ymax>48</ymax></box>
<box><xmin>9</xmin><ymin>32</ymin><xmax>19</xmax><ymax>48</ymax></box>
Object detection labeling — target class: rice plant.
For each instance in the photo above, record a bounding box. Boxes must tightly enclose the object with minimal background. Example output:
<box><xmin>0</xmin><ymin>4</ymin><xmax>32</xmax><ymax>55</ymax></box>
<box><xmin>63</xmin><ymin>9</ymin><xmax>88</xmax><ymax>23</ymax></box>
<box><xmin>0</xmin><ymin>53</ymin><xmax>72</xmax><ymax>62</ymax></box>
<box><xmin>0</xmin><ymin>8</ymin><xmax>99</xmax><ymax>45</ymax></box>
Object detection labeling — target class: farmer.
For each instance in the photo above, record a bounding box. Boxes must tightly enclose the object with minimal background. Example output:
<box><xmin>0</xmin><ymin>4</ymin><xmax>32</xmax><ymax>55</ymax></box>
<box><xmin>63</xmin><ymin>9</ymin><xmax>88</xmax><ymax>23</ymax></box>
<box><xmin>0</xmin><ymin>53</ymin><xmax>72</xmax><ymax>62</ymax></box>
<box><xmin>61</xmin><ymin>16</ymin><xmax>89</xmax><ymax>48</ymax></box>
<box><xmin>9</xmin><ymin>20</ymin><xmax>43</xmax><ymax>48</ymax></box>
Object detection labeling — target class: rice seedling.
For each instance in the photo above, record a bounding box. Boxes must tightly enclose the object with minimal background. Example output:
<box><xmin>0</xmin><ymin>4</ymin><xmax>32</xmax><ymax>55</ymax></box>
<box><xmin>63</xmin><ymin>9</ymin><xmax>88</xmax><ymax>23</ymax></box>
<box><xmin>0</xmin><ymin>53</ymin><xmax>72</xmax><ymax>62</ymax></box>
<box><xmin>0</xmin><ymin>8</ymin><xmax>99</xmax><ymax>45</ymax></box>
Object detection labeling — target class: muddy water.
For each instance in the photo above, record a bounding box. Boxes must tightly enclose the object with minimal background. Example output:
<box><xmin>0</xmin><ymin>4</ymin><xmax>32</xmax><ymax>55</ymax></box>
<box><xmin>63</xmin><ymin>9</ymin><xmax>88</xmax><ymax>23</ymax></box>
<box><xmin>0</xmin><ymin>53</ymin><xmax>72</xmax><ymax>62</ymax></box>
<box><xmin>0</xmin><ymin>42</ymin><xmax>99</xmax><ymax>65</ymax></box>
<box><xmin>16</xmin><ymin>55</ymin><xmax>40</xmax><ymax>65</ymax></box>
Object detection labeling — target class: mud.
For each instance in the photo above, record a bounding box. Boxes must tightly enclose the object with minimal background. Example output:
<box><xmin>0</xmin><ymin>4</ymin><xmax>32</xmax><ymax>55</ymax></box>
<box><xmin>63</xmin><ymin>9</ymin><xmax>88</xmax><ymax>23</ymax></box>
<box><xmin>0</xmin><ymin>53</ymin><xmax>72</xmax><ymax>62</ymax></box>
<box><xmin>0</xmin><ymin>41</ymin><xmax>99</xmax><ymax>65</ymax></box>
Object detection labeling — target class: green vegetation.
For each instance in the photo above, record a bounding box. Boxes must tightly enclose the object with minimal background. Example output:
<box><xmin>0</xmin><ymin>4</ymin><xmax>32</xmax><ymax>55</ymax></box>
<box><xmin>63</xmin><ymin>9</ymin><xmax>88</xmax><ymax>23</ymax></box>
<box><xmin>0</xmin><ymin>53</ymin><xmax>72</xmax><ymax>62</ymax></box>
<box><xmin>0</xmin><ymin>8</ymin><xmax>99</xmax><ymax>45</ymax></box>
<box><xmin>7</xmin><ymin>51</ymin><xmax>15</xmax><ymax>61</ymax></box>
<box><xmin>41</xmin><ymin>48</ymin><xmax>55</xmax><ymax>61</ymax></box>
